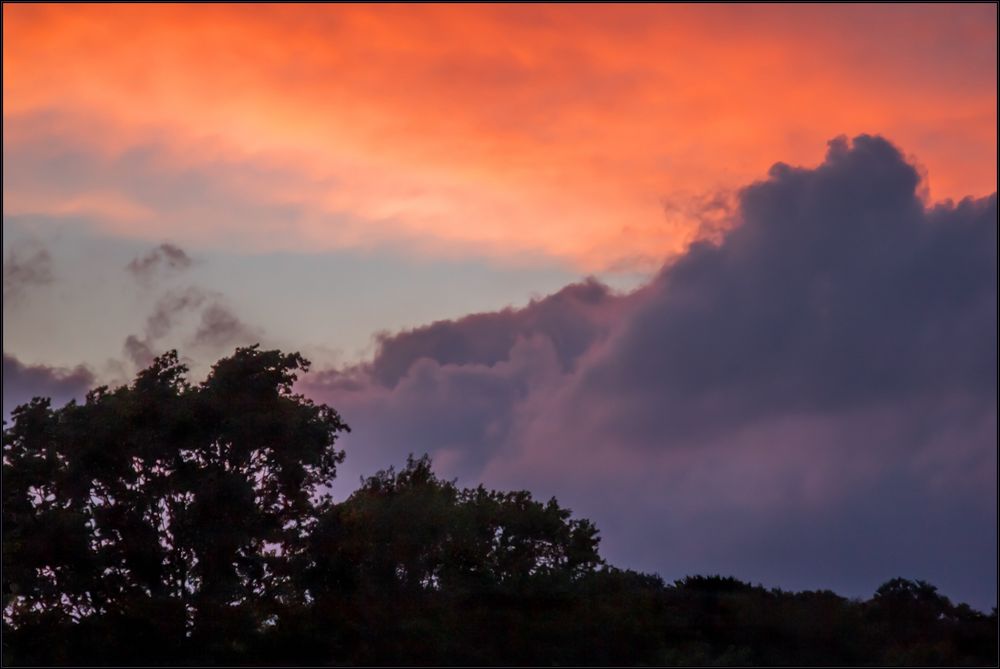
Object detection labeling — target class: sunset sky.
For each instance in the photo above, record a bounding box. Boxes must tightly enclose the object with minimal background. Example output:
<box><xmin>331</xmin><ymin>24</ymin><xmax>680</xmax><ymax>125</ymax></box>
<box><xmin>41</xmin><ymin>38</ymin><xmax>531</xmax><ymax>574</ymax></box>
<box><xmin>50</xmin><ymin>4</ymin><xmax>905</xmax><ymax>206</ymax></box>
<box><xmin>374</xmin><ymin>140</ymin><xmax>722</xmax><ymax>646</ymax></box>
<box><xmin>3</xmin><ymin>4</ymin><xmax>997</xmax><ymax>608</ymax></box>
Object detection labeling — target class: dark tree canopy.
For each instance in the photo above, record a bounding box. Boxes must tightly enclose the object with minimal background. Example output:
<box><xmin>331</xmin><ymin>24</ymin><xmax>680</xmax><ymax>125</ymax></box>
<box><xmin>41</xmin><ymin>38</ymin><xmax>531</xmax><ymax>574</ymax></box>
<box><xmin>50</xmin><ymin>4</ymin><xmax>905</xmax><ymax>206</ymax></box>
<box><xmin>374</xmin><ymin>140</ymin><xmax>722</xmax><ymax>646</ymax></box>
<box><xmin>2</xmin><ymin>348</ymin><xmax>997</xmax><ymax>666</ymax></box>
<box><xmin>3</xmin><ymin>347</ymin><xmax>348</xmax><ymax>663</ymax></box>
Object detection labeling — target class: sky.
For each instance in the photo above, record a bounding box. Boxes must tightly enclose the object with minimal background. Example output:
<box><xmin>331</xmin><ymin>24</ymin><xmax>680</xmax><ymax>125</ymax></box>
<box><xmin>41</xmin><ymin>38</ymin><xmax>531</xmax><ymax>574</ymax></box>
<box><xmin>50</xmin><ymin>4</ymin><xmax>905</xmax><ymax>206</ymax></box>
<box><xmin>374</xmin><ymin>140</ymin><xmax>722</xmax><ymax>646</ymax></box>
<box><xmin>3</xmin><ymin>4</ymin><xmax>997</xmax><ymax>609</ymax></box>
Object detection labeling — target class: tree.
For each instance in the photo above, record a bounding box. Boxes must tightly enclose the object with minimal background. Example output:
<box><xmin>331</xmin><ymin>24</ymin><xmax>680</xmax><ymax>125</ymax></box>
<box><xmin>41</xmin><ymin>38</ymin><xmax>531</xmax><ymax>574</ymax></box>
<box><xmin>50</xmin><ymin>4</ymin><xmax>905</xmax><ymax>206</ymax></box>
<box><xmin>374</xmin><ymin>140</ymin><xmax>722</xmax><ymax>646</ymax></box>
<box><xmin>300</xmin><ymin>454</ymin><xmax>605</xmax><ymax>665</ymax></box>
<box><xmin>2</xmin><ymin>346</ymin><xmax>349</xmax><ymax>664</ymax></box>
<box><xmin>3</xmin><ymin>348</ymin><xmax>997</xmax><ymax>665</ymax></box>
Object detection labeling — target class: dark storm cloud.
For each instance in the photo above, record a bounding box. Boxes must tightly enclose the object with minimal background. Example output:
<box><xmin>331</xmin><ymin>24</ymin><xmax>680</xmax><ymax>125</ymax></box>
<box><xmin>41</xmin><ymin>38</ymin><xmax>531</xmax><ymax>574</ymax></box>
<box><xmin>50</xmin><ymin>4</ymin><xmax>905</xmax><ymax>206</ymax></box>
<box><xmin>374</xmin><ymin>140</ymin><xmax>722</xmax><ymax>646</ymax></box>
<box><xmin>303</xmin><ymin>135</ymin><xmax>997</xmax><ymax>608</ymax></box>
<box><xmin>311</xmin><ymin>335</ymin><xmax>568</xmax><ymax>479</ymax></box>
<box><xmin>365</xmin><ymin>278</ymin><xmax>628</xmax><ymax>387</ymax></box>
<box><xmin>3</xmin><ymin>239</ymin><xmax>54</xmax><ymax>304</ymax></box>
<box><xmin>574</xmin><ymin>134</ymin><xmax>997</xmax><ymax>446</ymax></box>
<box><xmin>304</xmin><ymin>278</ymin><xmax>636</xmax><ymax>477</ymax></box>
<box><xmin>2</xmin><ymin>353</ymin><xmax>94</xmax><ymax>418</ymax></box>
<box><xmin>126</xmin><ymin>242</ymin><xmax>193</xmax><ymax>281</ymax></box>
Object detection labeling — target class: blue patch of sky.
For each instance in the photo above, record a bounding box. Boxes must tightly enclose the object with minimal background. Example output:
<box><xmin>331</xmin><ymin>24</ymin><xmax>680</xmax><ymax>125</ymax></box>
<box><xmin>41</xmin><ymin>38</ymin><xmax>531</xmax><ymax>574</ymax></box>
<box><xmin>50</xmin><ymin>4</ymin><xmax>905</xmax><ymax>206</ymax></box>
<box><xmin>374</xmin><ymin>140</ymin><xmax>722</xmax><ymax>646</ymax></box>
<box><xmin>3</xmin><ymin>214</ymin><xmax>651</xmax><ymax>375</ymax></box>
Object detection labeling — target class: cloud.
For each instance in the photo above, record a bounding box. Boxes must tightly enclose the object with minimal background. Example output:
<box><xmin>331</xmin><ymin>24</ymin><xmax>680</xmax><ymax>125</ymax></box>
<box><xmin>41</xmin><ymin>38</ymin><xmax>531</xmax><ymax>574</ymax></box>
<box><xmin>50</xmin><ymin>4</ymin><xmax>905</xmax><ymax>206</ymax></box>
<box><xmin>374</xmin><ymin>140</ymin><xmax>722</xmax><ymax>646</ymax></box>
<box><xmin>123</xmin><ymin>288</ymin><xmax>208</xmax><ymax>367</ymax></box>
<box><xmin>304</xmin><ymin>278</ymin><xmax>636</xmax><ymax>477</ymax></box>
<box><xmin>122</xmin><ymin>335</ymin><xmax>157</xmax><ymax>370</ymax></box>
<box><xmin>191</xmin><ymin>303</ymin><xmax>259</xmax><ymax>351</ymax></box>
<box><xmin>568</xmin><ymin>135</ymin><xmax>996</xmax><ymax>446</ymax></box>
<box><xmin>3</xmin><ymin>239</ymin><xmax>54</xmax><ymax>304</ymax></box>
<box><xmin>302</xmin><ymin>135</ymin><xmax>997</xmax><ymax>608</ymax></box>
<box><xmin>2</xmin><ymin>353</ymin><xmax>94</xmax><ymax>418</ymax></box>
<box><xmin>365</xmin><ymin>278</ymin><xmax>629</xmax><ymax>387</ymax></box>
<box><xmin>3</xmin><ymin>5</ymin><xmax>995</xmax><ymax>270</ymax></box>
<box><xmin>122</xmin><ymin>287</ymin><xmax>262</xmax><ymax>369</ymax></box>
<box><xmin>126</xmin><ymin>242</ymin><xmax>193</xmax><ymax>281</ymax></box>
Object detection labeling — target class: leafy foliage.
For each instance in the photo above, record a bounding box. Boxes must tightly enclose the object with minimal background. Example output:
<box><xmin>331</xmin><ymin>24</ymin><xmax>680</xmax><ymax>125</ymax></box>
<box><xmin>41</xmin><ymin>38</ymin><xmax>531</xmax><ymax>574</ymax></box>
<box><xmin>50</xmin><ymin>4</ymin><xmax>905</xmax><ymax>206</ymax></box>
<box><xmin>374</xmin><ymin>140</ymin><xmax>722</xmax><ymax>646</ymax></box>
<box><xmin>2</xmin><ymin>349</ymin><xmax>996</xmax><ymax>665</ymax></box>
<box><xmin>3</xmin><ymin>347</ymin><xmax>348</xmax><ymax>663</ymax></box>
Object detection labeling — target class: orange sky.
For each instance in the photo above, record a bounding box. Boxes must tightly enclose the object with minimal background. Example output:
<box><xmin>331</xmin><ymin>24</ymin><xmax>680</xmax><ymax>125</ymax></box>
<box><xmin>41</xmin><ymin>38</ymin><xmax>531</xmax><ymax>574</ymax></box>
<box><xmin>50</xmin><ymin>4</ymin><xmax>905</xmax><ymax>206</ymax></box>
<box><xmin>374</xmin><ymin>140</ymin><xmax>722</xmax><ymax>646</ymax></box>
<box><xmin>3</xmin><ymin>3</ymin><xmax>996</xmax><ymax>271</ymax></box>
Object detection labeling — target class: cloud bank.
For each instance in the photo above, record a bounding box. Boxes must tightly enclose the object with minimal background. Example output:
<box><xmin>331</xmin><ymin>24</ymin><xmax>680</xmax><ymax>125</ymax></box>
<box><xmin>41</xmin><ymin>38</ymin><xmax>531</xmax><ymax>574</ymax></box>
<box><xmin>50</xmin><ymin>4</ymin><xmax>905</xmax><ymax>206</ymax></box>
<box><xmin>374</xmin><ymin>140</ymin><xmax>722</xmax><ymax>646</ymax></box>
<box><xmin>2</xmin><ymin>354</ymin><xmax>94</xmax><ymax>419</ymax></box>
<box><xmin>4</xmin><ymin>5</ymin><xmax>995</xmax><ymax>270</ymax></box>
<box><xmin>302</xmin><ymin>135</ymin><xmax>998</xmax><ymax>608</ymax></box>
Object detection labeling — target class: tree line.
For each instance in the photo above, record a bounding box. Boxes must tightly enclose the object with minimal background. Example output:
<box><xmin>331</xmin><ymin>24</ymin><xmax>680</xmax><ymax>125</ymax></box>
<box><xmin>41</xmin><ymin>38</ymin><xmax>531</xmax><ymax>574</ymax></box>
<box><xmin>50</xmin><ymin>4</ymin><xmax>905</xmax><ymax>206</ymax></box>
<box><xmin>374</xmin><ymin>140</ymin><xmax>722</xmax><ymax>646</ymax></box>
<box><xmin>3</xmin><ymin>347</ymin><xmax>996</xmax><ymax>665</ymax></box>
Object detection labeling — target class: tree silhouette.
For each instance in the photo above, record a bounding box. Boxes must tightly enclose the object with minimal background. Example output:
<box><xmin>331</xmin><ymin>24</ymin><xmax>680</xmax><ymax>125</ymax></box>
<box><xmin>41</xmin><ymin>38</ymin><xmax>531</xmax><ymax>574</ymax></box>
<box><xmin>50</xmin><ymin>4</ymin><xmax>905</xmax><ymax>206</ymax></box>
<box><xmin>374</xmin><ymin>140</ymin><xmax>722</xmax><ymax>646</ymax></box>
<box><xmin>3</xmin><ymin>347</ymin><xmax>348</xmax><ymax>664</ymax></box>
<box><xmin>2</xmin><ymin>348</ymin><xmax>997</xmax><ymax>666</ymax></box>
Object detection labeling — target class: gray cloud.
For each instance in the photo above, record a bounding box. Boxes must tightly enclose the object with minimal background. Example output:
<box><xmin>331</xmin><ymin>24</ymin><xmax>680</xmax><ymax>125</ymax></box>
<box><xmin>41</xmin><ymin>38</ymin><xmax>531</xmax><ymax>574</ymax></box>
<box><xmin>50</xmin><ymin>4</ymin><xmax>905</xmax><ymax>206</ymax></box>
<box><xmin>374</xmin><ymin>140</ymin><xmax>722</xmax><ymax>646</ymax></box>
<box><xmin>146</xmin><ymin>288</ymin><xmax>207</xmax><ymax>340</ymax></box>
<box><xmin>123</xmin><ymin>288</ymin><xmax>208</xmax><ymax>368</ymax></box>
<box><xmin>122</xmin><ymin>287</ymin><xmax>262</xmax><ymax>369</ymax></box>
<box><xmin>2</xmin><ymin>353</ymin><xmax>94</xmax><ymax>418</ymax></box>
<box><xmin>122</xmin><ymin>335</ymin><xmax>158</xmax><ymax>370</ymax></box>
<box><xmin>126</xmin><ymin>242</ymin><xmax>193</xmax><ymax>281</ymax></box>
<box><xmin>573</xmin><ymin>134</ymin><xmax>996</xmax><ymax>446</ymax></box>
<box><xmin>302</xmin><ymin>135</ymin><xmax>997</xmax><ymax>609</ymax></box>
<box><xmin>3</xmin><ymin>239</ymin><xmax>54</xmax><ymax>304</ymax></box>
<box><xmin>121</xmin><ymin>242</ymin><xmax>259</xmax><ymax>368</ymax></box>
<box><xmin>191</xmin><ymin>303</ymin><xmax>259</xmax><ymax>351</ymax></box>
<box><xmin>366</xmin><ymin>278</ymin><xmax>629</xmax><ymax>387</ymax></box>
<box><xmin>304</xmin><ymin>278</ymin><xmax>635</xmax><ymax>478</ymax></box>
